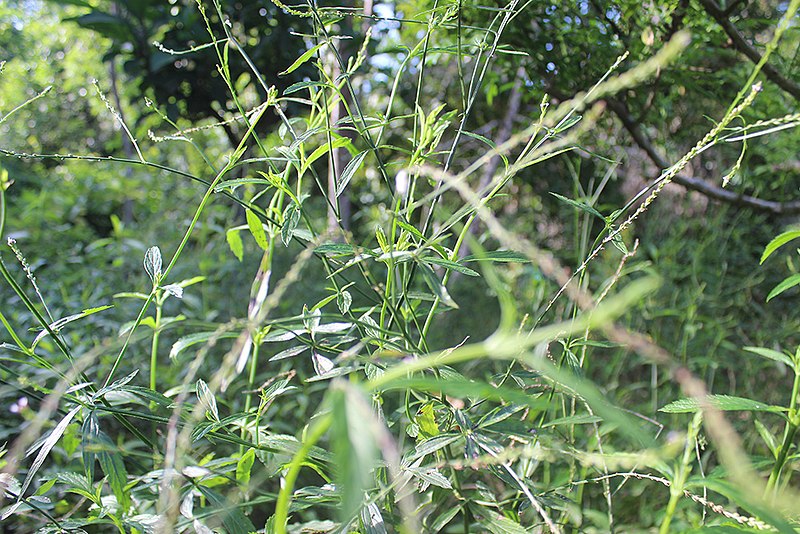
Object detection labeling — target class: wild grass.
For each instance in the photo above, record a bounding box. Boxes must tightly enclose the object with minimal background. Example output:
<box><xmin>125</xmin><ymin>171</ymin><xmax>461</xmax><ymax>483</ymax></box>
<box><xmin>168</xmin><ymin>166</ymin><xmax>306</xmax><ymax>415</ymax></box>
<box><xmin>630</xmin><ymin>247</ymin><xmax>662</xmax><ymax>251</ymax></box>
<box><xmin>0</xmin><ymin>0</ymin><xmax>799</xmax><ymax>532</ymax></box>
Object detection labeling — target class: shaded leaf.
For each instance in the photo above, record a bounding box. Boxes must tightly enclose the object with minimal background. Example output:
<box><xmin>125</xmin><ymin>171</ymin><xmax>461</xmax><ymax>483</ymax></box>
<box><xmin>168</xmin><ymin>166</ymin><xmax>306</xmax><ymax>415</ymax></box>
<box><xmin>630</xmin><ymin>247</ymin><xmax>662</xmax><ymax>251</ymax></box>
<box><xmin>743</xmin><ymin>346</ymin><xmax>795</xmax><ymax>369</ymax></box>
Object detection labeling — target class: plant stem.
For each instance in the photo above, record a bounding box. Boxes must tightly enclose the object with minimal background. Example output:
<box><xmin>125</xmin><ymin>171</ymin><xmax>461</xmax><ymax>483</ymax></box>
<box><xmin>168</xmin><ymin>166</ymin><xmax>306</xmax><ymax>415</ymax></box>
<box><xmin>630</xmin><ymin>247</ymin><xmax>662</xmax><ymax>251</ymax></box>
<box><xmin>660</xmin><ymin>412</ymin><xmax>701</xmax><ymax>534</ymax></box>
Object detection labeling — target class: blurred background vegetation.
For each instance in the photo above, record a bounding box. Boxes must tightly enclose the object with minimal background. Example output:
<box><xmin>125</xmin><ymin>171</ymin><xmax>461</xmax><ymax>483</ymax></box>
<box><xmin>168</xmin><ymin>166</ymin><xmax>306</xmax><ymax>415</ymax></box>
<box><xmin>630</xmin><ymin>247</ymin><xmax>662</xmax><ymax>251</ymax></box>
<box><xmin>1</xmin><ymin>0</ymin><xmax>799</xmax><ymax>531</ymax></box>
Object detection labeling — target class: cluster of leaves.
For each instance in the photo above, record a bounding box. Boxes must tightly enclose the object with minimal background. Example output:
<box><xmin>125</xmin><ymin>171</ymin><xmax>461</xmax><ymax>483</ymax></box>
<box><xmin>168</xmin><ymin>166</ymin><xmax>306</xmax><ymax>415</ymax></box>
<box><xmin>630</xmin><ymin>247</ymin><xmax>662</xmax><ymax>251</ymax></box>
<box><xmin>0</xmin><ymin>0</ymin><xmax>799</xmax><ymax>533</ymax></box>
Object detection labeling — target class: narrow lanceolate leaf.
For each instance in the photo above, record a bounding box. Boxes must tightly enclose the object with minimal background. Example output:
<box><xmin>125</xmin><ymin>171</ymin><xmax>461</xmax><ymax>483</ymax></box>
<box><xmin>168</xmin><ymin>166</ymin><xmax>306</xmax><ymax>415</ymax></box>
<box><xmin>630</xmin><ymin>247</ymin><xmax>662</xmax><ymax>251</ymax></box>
<box><xmin>659</xmin><ymin>395</ymin><xmax>787</xmax><ymax>415</ymax></box>
<box><xmin>196</xmin><ymin>379</ymin><xmax>219</xmax><ymax>422</ymax></box>
<box><xmin>169</xmin><ymin>331</ymin><xmax>238</xmax><ymax>360</ymax></box>
<box><xmin>144</xmin><ymin>246</ymin><xmax>162</xmax><ymax>284</ymax></box>
<box><xmin>329</xmin><ymin>382</ymin><xmax>381</xmax><ymax>521</ymax></box>
<box><xmin>475</xmin><ymin>508</ymin><xmax>529</xmax><ymax>534</ymax></box>
<box><xmin>279</xmin><ymin>42</ymin><xmax>326</xmax><ymax>75</ymax></box>
<box><xmin>281</xmin><ymin>205</ymin><xmax>301</xmax><ymax>247</ymax></box>
<box><xmin>97</xmin><ymin>432</ymin><xmax>129</xmax><ymax>511</ymax></box>
<box><xmin>550</xmin><ymin>191</ymin><xmax>604</xmax><ymax>220</ymax></box>
<box><xmin>418</xmin><ymin>262</ymin><xmax>458</xmax><ymax>308</ymax></box>
<box><xmin>760</xmin><ymin>230</ymin><xmax>800</xmax><ymax>264</ymax></box>
<box><xmin>766</xmin><ymin>273</ymin><xmax>800</xmax><ymax>302</ymax></box>
<box><xmin>301</xmin><ymin>137</ymin><xmax>350</xmax><ymax>177</ymax></box>
<box><xmin>32</xmin><ymin>305</ymin><xmax>114</xmax><ymax>348</ymax></box>
<box><xmin>743</xmin><ymin>346</ymin><xmax>795</xmax><ymax>370</ymax></box>
<box><xmin>336</xmin><ymin>150</ymin><xmax>368</xmax><ymax>197</ymax></box>
<box><xmin>20</xmin><ymin>405</ymin><xmax>81</xmax><ymax>498</ymax></box>
<box><xmin>361</xmin><ymin>502</ymin><xmax>388</xmax><ymax>534</ymax></box>
<box><xmin>462</xmin><ymin>250</ymin><xmax>529</xmax><ymax>263</ymax></box>
<box><xmin>226</xmin><ymin>229</ymin><xmax>244</xmax><ymax>261</ymax></box>
<box><xmin>245</xmin><ymin>209</ymin><xmax>269</xmax><ymax>251</ymax></box>
<box><xmin>422</xmin><ymin>256</ymin><xmax>480</xmax><ymax>277</ymax></box>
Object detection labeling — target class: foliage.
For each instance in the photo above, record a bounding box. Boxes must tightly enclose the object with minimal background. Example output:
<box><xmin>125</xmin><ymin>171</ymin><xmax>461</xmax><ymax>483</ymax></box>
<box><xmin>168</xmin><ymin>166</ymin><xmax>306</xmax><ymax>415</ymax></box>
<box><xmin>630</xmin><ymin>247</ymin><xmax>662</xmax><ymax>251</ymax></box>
<box><xmin>1</xmin><ymin>0</ymin><xmax>800</xmax><ymax>533</ymax></box>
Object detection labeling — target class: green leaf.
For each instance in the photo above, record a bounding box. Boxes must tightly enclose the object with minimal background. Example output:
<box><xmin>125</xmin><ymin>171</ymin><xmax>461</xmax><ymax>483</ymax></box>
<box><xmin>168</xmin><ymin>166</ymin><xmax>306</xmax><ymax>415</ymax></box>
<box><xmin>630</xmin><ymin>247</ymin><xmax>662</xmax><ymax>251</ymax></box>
<box><xmin>550</xmin><ymin>192</ymin><xmax>604</xmax><ymax>220</ymax></box>
<box><xmin>97</xmin><ymin>433</ymin><xmax>129</xmax><ymax>511</ymax></box>
<box><xmin>660</xmin><ymin>395</ymin><xmax>787</xmax><ymax>415</ymax></box>
<box><xmin>462</xmin><ymin>250</ymin><xmax>529</xmax><ymax>263</ymax></box>
<box><xmin>245</xmin><ymin>209</ymin><xmax>269</xmax><ymax>250</ymax></box>
<box><xmin>361</xmin><ymin>502</ymin><xmax>388</xmax><ymax>534</ymax></box>
<box><xmin>329</xmin><ymin>381</ymin><xmax>381</xmax><ymax>521</ymax></box>
<box><xmin>337</xmin><ymin>290</ymin><xmax>352</xmax><ymax>314</ymax></box>
<box><xmin>760</xmin><ymin>230</ymin><xmax>800</xmax><ymax>264</ymax></box>
<box><xmin>754</xmin><ymin>418</ymin><xmax>778</xmax><ymax>458</ymax></box>
<box><xmin>336</xmin><ymin>150</ymin><xmax>368</xmax><ymax>197</ymax></box>
<box><xmin>417</xmin><ymin>262</ymin><xmax>458</xmax><ymax>308</ymax></box>
<box><xmin>144</xmin><ymin>246</ymin><xmax>162</xmax><ymax>284</ymax></box>
<box><xmin>284</xmin><ymin>80</ymin><xmax>331</xmax><ymax>95</ymax></box>
<box><xmin>32</xmin><ymin>305</ymin><xmax>114</xmax><ymax>348</ymax></box>
<box><xmin>301</xmin><ymin>137</ymin><xmax>349</xmax><ymax>177</ymax></box>
<box><xmin>422</xmin><ymin>256</ymin><xmax>480</xmax><ymax>277</ymax></box>
<box><xmin>315</xmin><ymin>242</ymin><xmax>357</xmax><ymax>256</ymax></box>
<box><xmin>280</xmin><ymin>42</ymin><xmax>326</xmax><ymax>75</ymax></box>
<box><xmin>196</xmin><ymin>379</ymin><xmax>219</xmax><ymax>422</ymax></box>
<box><xmin>225</xmin><ymin>229</ymin><xmax>249</xmax><ymax>261</ymax></box>
<box><xmin>462</xmin><ymin>130</ymin><xmax>508</xmax><ymax>167</ymax></box>
<box><xmin>281</xmin><ymin>205</ymin><xmax>301</xmax><ymax>247</ymax></box>
<box><xmin>236</xmin><ymin>448</ymin><xmax>256</xmax><ymax>488</ymax></box>
<box><xmin>169</xmin><ymin>331</ymin><xmax>238</xmax><ymax>360</ymax></box>
<box><xmin>743</xmin><ymin>346</ymin><xmax>795</xmax><ymax>370</ymax></box>
<box><xmin>476</xmin><ymin>508</ymin><xmax>529</xmax><ymax>534</ymax></box>
<box><xmin>766</xmin><ymin>273</ymin><xmax>800</xmax><ymax>301</ymax></box>
<box><xmin>415</xmin><ymin>403</ymin><xmax>440</xmax><ymax>438</ymax></box>
<box><xmin>542</xmin><ymin>414</ymin><xmax>602</xmax><ymax>428</ymax></box>
<box><xmin>20</xmin><ymin>405</ymin><xmax>82</xmax><ymax>498</ymax></box>
<box><xmin>196</xmin><ymin>486</ymin><xmax>257</xmax><ymax>534</ymax></box>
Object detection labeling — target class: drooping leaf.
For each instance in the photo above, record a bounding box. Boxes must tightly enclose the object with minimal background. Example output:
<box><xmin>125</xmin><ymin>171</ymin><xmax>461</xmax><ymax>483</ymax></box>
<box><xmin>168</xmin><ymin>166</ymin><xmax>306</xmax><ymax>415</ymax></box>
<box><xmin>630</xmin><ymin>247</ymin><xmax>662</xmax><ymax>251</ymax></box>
<box><xmin>246</xmin><ymin>209</ymin><xmax>269</xmax><ymax>251</ymax></box>
<box><xmin>550</xmin><ymin>191</ymin><xmax>604</xmax><ymax>220</ymax></box>
<box><xmin>766</xmin><ymin>273</ymin><xmax>800</xmax><ymax>302</ymax></box>
<box><xmin>20</xmin><ymin>405</ymin><xmax>82</xmax><ymax>499</ymax></box>
<box><xmin>336</xmin><ymin>150</ymin><xmax>368</xmax><ymax>197</ymax></box>
<box><xmin>417</xmin><ymin>262</ymin><xmax>458</xmax><ymax>308</ymax></box>
<box><xmin>361</xmin><ymin>502</ymin><xmax>388</xmax><ymax>534</ymax></box>
<box><xmin>760</xmin><ymin>230</ymin><xmax>800</xmax><ymax>264</ymax></box>
<box><xmin>236</xmin><ymin>448</ymin><xmax>256</xmax><ymax>488</ymax></box>
<box><xmin>32</xmin><ymin>305</ymin><xmax>114</xmax><ymax>348</ymax></box>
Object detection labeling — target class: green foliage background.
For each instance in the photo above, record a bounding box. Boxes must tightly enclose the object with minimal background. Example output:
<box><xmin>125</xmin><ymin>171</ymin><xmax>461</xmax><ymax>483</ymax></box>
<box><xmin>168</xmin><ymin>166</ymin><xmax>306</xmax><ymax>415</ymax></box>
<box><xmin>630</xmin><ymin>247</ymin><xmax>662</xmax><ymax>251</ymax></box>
<box><xmin>0</xmin><ymin>0</ymin><xmax>799</xmax><ymax>532</ymax></box>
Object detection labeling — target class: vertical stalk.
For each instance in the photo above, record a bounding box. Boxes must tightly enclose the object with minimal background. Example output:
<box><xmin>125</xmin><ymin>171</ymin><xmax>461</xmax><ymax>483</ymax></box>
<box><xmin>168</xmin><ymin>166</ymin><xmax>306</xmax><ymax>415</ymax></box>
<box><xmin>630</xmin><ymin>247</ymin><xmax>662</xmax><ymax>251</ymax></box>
<box><xmin>660</xmin><ymin>412</ymin><xmax>701</xmax><ymax>534</ymax></box>
<box><xmin>149</xmin><ymin>292</ymin><xmax>163</xmax><ymax>393</ymax></box>
<box><xmin>766</xmin><ymin>362</ymin><xmax>800</xmax><ymax>493</ymax></box>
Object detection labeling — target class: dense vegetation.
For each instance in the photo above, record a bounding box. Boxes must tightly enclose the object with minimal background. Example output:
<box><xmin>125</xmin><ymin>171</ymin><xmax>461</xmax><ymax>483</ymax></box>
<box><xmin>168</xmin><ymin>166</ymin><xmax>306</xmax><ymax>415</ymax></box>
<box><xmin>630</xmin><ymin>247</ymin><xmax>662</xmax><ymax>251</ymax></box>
<box><xmin>1</xmin><ymin>0</ymin><xmax>799</xmax><ymax>532</ymax></box>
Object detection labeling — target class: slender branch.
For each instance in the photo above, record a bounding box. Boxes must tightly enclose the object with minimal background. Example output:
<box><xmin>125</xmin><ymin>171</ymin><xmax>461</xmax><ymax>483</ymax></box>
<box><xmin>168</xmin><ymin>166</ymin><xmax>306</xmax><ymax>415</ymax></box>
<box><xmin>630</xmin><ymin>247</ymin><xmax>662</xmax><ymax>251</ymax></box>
<box><xmin>606</xmin><ymin>98</ymin><xmax>800</xmax><ymax>214</ymax></box>
<box><xmin>698</xmin><ymin>0</ymin><xmax>800</xmax><ymax>99</ymax></box>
